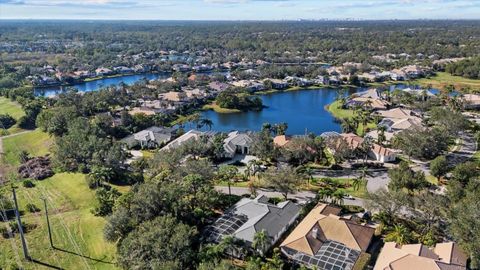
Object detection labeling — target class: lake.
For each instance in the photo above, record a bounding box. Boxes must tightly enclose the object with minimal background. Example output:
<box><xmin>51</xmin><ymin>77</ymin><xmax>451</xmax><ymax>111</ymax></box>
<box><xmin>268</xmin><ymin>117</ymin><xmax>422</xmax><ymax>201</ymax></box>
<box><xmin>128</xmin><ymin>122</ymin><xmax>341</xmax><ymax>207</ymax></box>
<box><xmin>194</xmin><ymin>88</ymin><xmax>362</xmax><ymax>135</ymax></box>
<box><xmin>34</xmin><ymin>72</ymin><xmax>172</xmax><ymax>97</ymax></box>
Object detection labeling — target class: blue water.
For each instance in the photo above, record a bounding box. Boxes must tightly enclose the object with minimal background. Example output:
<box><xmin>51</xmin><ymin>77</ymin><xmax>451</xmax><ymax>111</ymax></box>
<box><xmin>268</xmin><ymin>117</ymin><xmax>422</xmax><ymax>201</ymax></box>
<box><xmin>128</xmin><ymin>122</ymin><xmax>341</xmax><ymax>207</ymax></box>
<box><xmin>194</xmin><ymin>88</ymin><xmax>361</xmax><ymax>135</ymax></box>
<box><xmin>34</xmin><ymin>72</ymin><xmax>171</xmax><ymax>97</ymax></box>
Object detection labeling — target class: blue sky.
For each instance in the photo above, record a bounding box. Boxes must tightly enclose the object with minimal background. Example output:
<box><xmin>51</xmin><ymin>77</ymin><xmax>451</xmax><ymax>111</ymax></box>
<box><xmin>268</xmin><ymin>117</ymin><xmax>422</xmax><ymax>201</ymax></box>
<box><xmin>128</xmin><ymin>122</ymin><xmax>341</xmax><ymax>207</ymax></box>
<box><xmin>1</xmin><ymin>0</ymin><xmax>479</xmax><ymax>20</ymax></box>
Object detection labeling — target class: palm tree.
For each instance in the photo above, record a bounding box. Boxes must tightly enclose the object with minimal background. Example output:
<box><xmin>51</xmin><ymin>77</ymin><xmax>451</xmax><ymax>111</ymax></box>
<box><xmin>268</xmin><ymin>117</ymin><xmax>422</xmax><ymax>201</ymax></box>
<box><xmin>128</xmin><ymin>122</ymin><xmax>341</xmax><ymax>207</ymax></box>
<box><xmin>377</xmin><ymin>125</ymin><xmax>387</xmax><ymax>146</ymax></box>
<box><xmin>317</xmin><ymin>187</ymin><xmax>335</xmax><ymax>202</ymax></box>
<box><xmin>252</xmin><ymin>230</ymin><xmax>269</xmax><ymax>257</ymax></box>
<box><xmin>219</xmin><ymin>236</ymin><xmax>238</xmax><ymax>262</ymax></box>
<box><xmin>198</xmin><ymin>118</ymin><xmax>213</xmax><ymax>130</ymax></box>
<box><xmin>296</xmin><ymin>165</ymin><xmax>315</xmax><ymax>188</ymax></box>
<box><xmin>384</xmin><ymin>225</ymin><xmax>412</xmax><ymax>245</ymax></box>
<box><xmin>331</xmin><ymin>190</ymin><xmax>346</xmax><ymax>205</ymax></box>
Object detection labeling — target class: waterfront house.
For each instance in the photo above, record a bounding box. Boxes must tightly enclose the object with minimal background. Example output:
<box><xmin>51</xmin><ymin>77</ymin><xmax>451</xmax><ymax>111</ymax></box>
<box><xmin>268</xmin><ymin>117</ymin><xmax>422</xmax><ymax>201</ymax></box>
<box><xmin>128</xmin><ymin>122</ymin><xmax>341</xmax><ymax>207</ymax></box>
<box><xmin>346</xmin><ymin>97</ymin><xmax>389</xmax><ymax>111</ymax></box>
<box><xmin>280</xmin><ymin>203</ymin><xmax>375</xmax><ymax>270</ymax></box>
<box><xmin>376</xmin><ymin>108</ymin><xmax>420</xmax><ymax>120</ymax></box>
<box><xmin>268</xmin><ymin>79</ymin><xmax>289</xmax><ymax>90</ymax></box>
<box><xmin>162</xmin><ymin>129</ymin><xmax>216</xmax><ymax>151</ymax></box>
<box><xmin>205</xmin><ymin>195</ymin><xmax>301</xmax><ymax>257</ymax></box>
<box><xmin>95</xmin><ymin>67</ymin><xmax>113</xmax><ymax>76</ymax></box>
<box><xmin>113</xmin><ymin>66</ymin><xmax>134</xmax><ymax>74</ymax></box>
<box><xmin>122</xmin><ymin>126</ymin><xmax>176</xmax><ymax>149</ymax></box>
<box><xmin>355</xmin><ymin>88</ymin><xmax>381</xmax><ymax>100</ymax></box>
<box><xmin>374</xmin><ymin>242</ymin><xmax>467</xmax><ymax>270</ymax></box>
<box><xmin>223</xmin><ymin>131</ymin><xmax>253</xmax><ymax>158</ymax></box>
<box><xmin>273</xmin><ymin>135</ymin><xmax>293</xmax><ymax>147</ymax></box>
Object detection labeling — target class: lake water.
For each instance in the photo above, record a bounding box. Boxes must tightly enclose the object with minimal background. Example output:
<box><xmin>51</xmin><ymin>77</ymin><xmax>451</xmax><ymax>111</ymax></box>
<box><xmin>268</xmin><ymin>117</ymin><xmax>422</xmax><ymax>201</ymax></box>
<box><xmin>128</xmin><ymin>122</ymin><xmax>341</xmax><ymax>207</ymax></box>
<box><xmin>194</xmin><ymin>88</ymin><xmax>361</xmax><ymax>135</ymax></box>
<box><xmin>34</xmin><ymin>72</ymin><xmax>172</xmax><ymax>97</ymax></box>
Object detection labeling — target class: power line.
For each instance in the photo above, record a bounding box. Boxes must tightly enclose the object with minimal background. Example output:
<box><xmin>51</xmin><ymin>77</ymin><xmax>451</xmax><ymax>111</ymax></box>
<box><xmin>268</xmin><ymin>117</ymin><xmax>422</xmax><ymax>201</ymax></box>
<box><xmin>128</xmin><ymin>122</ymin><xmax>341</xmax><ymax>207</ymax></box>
<box><xmin>0</xmin><ymin>121</ymin><xmax>91</xmax><ymax>269</ymax></box>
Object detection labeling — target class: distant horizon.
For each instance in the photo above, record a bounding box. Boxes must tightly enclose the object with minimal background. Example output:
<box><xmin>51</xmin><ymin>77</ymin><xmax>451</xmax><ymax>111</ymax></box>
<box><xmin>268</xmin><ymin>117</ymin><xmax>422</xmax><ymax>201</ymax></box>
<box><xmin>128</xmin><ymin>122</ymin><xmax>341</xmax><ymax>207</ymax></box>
<box><xmin>1</xmin><ymin>0</ymin><xmax>479</xmax><ymax>20</ymax></box>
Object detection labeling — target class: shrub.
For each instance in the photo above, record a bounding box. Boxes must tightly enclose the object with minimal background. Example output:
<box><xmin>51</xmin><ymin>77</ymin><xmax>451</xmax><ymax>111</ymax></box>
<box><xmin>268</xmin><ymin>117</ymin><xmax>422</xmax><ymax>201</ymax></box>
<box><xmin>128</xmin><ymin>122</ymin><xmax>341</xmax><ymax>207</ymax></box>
<box><xmin>0</xmin><ymin>114</ymin><xmax>16</xmax><ymax>129</ymax></box>
<box><xmin>22</xmin><ymin>179</ymin><xmax>35</xmax><ymax>188</ymax></box>
<box><xmin>26</xmin><ymin>203</ymin><xmax>40</xmax><ymax>213</ymax></box>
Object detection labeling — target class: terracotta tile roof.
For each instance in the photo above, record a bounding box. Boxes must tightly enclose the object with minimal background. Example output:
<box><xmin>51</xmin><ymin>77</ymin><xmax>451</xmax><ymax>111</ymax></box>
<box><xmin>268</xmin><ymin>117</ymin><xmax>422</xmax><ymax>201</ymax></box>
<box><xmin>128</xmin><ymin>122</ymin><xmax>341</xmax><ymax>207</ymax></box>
<box><xmin>280</xmin><ymin>203</ymin><xmax>374</xmax><ymax>256</ymax></box>
<box><xmin>273</xmin><ymin>135</ymin><xmax>292</xmax><ymax>147</ymax></box>
<box><xmin>374</xmin><ymin>242</ymin><xmax>467</xmax><ymax>270</ymax></box>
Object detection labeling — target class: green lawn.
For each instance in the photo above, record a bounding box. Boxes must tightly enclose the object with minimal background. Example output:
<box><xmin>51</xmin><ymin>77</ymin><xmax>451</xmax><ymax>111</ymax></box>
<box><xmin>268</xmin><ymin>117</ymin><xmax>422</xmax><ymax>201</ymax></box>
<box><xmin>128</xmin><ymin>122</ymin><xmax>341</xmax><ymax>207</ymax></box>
<box><xmin>0</xmin><ymin>173</ymin><xmax>119</xmax><ymax>270</ymax></box>
<box><xmin>0</xmin><ymin>97</ymin><xmax>26</xmax><ymax>135</ymax></box>
<box><xmin>310</xmin><ymin>177</ymin><xmax>369</xmax><ymax>199</ymax></box>
<box><xmin>2</xmin><ymin>129</ymin><xmax>52</xmax><ymax>165</ymax></box>
<box><xmin>202</xmin><ymin>102</ymin><xmax>241</xmax><ymax>113</ymax></box>
<box><xmin>326</xmin><ymin>100</ymin><xmax>376</xmax><ymax>136</ymax></box>
<box><xmin>414</xmin><ymin>72</ymin><xmax>480</xmax><ymax>91</ymax></box>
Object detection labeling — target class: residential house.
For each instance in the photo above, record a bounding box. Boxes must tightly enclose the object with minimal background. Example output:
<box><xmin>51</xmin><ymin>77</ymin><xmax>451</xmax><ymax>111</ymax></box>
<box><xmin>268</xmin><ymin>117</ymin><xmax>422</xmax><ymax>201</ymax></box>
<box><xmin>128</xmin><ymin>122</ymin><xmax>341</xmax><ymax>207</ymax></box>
<box><xmin>355</xmin><ymin>88</ymin><xmax>381</xmax><ymax>100</ymax></box>
<box><xmin>378</xmin><ymin>117</ymin><xmax>422</xmax><ymax>133</ymax></box>
<box><xmin>158</xmin><ymin>91</ymin><xmax>188</xmax><ymax>102</ymax></box>
<box><xmin>113</xmin><ymin>66</ymin><xmax>134</xmax><ymax>74</ymax></box>
<box><xmin>374</xmin><ymin>242</ymin><xmax>467</xmax><ymax>270</ymax></box>
<box><xmin>95</xmin><ymin>67</ymin><xmax>113</xmax><ymax>76</ymax></box>
<box><xmin>223</xmin><ymin>131</ymin><xmax>253</xmax><ymax>158</ymax></box>
<box><xmin>129</xmin><ymin>106</ymin><xmax>159</xmax><ymax>116</ymax></box>
<box><xmin>462</xmin><ymin>93</ymin><xmax>480</xmax><ymax>109</ymax></box>
<box><xmin>205</xmin><ymin>195</ymin><xmax>301</xmax><ymax>257</ymax></box>
<box><xmin>162</xmin><ymin>129</ymin><xmax>215</xmax><ymax>151</ymax></box>
<box><xmin>208</xmin><ymin>81</ymin><xmax>230</xmax><ymax>93</ymax></box>
<box><xmin>268</xmin><ymin>79</ymin><xmax>289</xmax><ymax>90</ymax></box>
<box><xmin>273</xmin><ymin>135</ymin><xmax>293</xmax><ymax>147</ymax></box>
<box><xmin>122</xmin><ymin>126</ymin><xmax>176</xmax><ymax>149</ymax></box>
<box><xmin>281</xmin><ymin>203</ymin><xmax>375</xmax><ymax>270</ymax></box>
<box><xmin>346</xmin><ymin>97</ymin><xmax>389</xmax><ymax>111</ymax></box>
<box><xmin>376</xmin><ymin>108</ymin><xmax>419</xmax><ymax>120</ymax></box>
<box><xmin>340</xmin><ymin>133</ymin><xmax>396</xmax><ymax>162</ymax></box>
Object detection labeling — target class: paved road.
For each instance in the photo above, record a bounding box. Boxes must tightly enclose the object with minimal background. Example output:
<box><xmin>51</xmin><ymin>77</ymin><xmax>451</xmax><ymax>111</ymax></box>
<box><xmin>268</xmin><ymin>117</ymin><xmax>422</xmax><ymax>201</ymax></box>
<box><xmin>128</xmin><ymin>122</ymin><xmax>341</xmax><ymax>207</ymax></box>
<box><xmin>313</xmin><ymin>170</ymin><xmax>390</xmax><ymax>194</ymax></box>
<box><xmin>214</xmin><ymin>186</ymin><xmax>366</xmax><ymax>208</ymax></box>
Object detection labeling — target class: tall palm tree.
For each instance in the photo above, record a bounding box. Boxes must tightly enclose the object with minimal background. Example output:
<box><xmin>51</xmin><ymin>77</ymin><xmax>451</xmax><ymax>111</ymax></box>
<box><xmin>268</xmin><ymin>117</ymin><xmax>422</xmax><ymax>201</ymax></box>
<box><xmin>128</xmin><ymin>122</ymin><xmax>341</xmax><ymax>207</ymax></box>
<box><xmin>377</xmin><ymin>125</ymin><xmax>387</xmax><ymax>146</ymax></box>
<box><xmin>317</xmin><ymin>187</ymin><xmax>335</xmax><ymax>202</ymax></box>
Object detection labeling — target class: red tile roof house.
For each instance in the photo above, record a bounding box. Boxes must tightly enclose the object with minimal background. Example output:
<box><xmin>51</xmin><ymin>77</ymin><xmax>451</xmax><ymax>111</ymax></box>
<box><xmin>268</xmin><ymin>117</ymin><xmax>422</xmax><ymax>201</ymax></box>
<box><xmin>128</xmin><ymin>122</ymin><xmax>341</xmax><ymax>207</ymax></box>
<box><xmin>340</xmin><ymin>133</ymin><xmax>396</xmax><ymax>163</ymax></box>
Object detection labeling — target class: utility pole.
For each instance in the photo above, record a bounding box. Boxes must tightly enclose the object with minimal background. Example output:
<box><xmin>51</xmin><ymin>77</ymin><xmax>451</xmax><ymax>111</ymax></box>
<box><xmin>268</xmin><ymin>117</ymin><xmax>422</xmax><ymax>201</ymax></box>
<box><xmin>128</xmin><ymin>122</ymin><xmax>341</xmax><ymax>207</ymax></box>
<box><xmin>42</xmin><ymin>198</ymin><xmax>54</xmax><ymax>248</ymax></box>
<box><xmin>12</xmin><ymin>187</ymin><xmax>30</xmax><ymax>260</ymax></box>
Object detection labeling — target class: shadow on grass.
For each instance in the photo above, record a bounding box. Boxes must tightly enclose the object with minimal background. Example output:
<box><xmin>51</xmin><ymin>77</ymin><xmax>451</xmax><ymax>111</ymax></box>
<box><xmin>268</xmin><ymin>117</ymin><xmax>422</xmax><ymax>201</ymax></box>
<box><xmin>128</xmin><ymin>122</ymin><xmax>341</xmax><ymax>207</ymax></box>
<box><xmin>54</xmin><ymin>246</ymin><xmax>115</xmax><ymax>265</ymax></box>
<box><xmin>31</xmin><ymin>258</ymin><xmax>65</xmax><ymax>270</ymax></box>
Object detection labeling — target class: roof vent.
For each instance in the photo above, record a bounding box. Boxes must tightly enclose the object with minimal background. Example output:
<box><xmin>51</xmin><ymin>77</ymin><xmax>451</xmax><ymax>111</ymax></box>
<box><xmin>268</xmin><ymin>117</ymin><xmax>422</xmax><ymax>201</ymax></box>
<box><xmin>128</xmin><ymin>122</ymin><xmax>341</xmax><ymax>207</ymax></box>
<box><xmin>311</xmin><ymin>227</ymin><xmax>319</xmax><ymax>239</ymax></box>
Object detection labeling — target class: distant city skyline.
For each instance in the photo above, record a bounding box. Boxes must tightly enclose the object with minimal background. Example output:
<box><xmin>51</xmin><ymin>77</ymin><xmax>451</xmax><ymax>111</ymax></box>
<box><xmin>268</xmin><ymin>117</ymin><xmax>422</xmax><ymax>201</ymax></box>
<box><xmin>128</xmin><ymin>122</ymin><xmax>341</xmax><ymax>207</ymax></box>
<box><xmin>1</xmin><ymin>0</ymin><xmax>479</xmax><ymax>20</ymax></box>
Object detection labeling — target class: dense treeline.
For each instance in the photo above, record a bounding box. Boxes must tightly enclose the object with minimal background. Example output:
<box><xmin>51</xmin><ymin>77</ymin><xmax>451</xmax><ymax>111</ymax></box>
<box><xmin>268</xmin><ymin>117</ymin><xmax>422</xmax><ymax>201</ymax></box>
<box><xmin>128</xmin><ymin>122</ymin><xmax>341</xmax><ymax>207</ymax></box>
<box><xmin>446</xmin><ymin>57</ymin><xmax>480</xmax><ymax>79</ymax></box>
<box><xmin>1</xmin><ymin>20</ymin><xmax>480</xmax><ymax>70</ymax></box>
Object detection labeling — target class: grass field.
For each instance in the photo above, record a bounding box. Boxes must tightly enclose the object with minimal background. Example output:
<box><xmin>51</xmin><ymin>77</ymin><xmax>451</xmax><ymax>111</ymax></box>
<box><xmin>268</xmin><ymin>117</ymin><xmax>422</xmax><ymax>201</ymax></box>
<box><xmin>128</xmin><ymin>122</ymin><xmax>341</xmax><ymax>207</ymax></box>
<box><xmin>202</xmin><ymin>102</ymin><xmax>241</xmax><ymax>113</ymax></box>
<box><xmin>2</xmin><ymin>129</ymin><xmax>53</xmax><ymax>166</ymax></box>
<box><xmin>0</xmin><ymin>97</ymin><xmax>26</xmax><ymax>135</ymax></box>
<box><xmin>414</xmin><ymin>72</ymin><xmax>480</xmax><ymax>91</ymax></box>
<box><xmin>326</xmin><ymin>100</ymin><xmax>376</xmax><ymax>136</ymax></box>
<box><xmin>0</xmin><ymin>173</ymin><xmax>120</xmax><ymax>270</ymax></box>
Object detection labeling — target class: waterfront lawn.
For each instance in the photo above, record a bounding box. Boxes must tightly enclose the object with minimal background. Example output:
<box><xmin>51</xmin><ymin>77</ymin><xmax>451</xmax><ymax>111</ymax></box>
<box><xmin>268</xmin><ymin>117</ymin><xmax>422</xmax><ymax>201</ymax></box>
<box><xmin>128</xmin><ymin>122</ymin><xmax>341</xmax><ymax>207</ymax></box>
<box><xmin>3</xmin><ymin>129</ymin><xmax>52</xmax><ymax>165</ymax></box>
<box><xmin>0</xmin><ymin>173</ymin><xmax>119</xmax><ymax>270</ymax></box>
<box><xmin>414</xmin><ymin>72</ymin><xmax>480</xmax><ymax>90</ymax></box>
<box><xmin>202</xmin><ymin>102</ymin><xmax>241</xmax><ymax>113</ymax></box>
<box><xmin>0</xmin><ymin>97</ymin><xmax>25</xmax><ymax>135</ymax></box>
<box><xmin>327</xmin><ymin>100</ymin><xmax>376</xmax><ymax>136</ymax></box>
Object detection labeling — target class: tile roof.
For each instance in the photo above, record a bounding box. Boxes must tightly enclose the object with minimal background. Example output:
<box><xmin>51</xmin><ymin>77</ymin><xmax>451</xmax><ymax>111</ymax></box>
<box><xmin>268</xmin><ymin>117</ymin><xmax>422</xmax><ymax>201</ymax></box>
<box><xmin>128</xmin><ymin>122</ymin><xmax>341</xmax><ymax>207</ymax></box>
<box><xmin>281</xmin><ymin>203</ymin><xmax>374</xmax><ymax>256</ymax></box>
<box><xmin>374</xmin><ymin>242</ymin><xmax>467</xmax><ymax>270</ymax></box>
